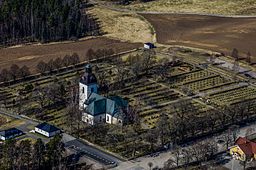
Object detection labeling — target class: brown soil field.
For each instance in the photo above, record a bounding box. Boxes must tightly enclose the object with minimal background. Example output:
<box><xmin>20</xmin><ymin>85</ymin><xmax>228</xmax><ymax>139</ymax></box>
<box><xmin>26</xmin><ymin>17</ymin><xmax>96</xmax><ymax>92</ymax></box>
<box><xmin>0</xmin><ymin>37</ymin><xmax>141</xmax><ymax>72</ymax></box>
<box><xmin>142</xmin><ymin>14</ymin><xmax>256</xmax><ymax>57</ymax></box>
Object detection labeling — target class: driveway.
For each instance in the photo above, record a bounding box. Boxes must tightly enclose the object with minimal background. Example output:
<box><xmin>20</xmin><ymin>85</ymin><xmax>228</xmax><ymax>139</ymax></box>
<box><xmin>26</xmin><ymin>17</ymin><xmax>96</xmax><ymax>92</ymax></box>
<box><xmin>224</xmin><ymin>158</ymin><xmax>243</xmax><ymax>170</ymax></box>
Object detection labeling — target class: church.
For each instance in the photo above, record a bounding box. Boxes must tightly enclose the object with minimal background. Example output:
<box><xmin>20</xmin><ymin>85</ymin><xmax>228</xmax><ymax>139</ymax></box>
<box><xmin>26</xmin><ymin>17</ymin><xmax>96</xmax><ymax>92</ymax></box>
<box><xmin>79</xmin><ymin>64</ymin><xmax>128</xmax><ymax>125</ymax></box>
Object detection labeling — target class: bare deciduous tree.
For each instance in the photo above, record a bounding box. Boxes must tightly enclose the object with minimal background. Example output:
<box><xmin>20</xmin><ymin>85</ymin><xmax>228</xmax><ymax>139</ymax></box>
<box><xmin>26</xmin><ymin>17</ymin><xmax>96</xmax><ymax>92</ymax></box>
<box><xmin>231</xmin><ymin>48</ymin><xmax>239</xmax><ymax>60</ymax></box>
<box><xmin>47</xmin><ymin>59</ymin><xmax>55</xmax><ymax>72</ymax></box>
<box><xmin>86</xmin><ymin>48</ymin><xmax>95</xmax><ymax>62</ymax></box>
<box><xmin>10</xmin><ymin>64</ymin><xmax>20</xmax><ymax>81</ymax></box>
<box><xmin>156</xmin><ymin>113</ymin><xmax>170</xmax><ymax>147</ymax></box>
<box><xmin>53</xmin><ymin>57</ymin><xmax>63</xmax><ymax>70</ymax></box>
<box><xmin>148</xmin><ymin>162</ymin><xmax>153</xmax><ymax>170</ymax></box>
<box><xmin>114</xmin><ymin>65</ymin><xmax>130</xmax><ymax>89</ymax></box>
<box><xmin>172</xmin><ymin>146</ymin><xmax>182</xmax><ymax>167</ymax></box>
<box><xmin>144</xmin><ymin>129</ymin><xmax>158</xmax><ymax>152</ymax></box>
<box><xmin>65</xmin><ymin>84</ymin><xmax>82</xmax><ymax>137</ymax></box>
<box><xmin>37</xmin><ymin>61</ymin><xmax>49</xmax><ymax>74</ymax></box>
<box><xmin>142</xmin><ymin>49</ymin><xmax>156</xmax><ymax>73</ymax></box>
<box><xmin>0</xmin><ymin>69</ymin><xmax>11</xmax><ymax>82</ymax></box>
<box><xmin>70</xmin><ymin>53</ymin><xmax>80</xmax><ymax>65</ymax></box>
<box><xmin>246</xmin><ymin>51</ymin><xmax>252</xmax><ymax>63</ymax></box>
<box><xmin>222</xmin><ymin>129</ymin><xmax>233</xmax><ymax>150</ymax></box>
<box><xmin>20</xmin><ymin>65</ymin><xmax>31</xmax><ymax>79</ymax></box>
<box><xmin>34</xmin><ymin>86</ymin><xmax>49</xmax><ymax>109</ymax></box>
<box><xmin>62</xmin><ymin>55</ymin><xmax>71</xmax><ymax>67</ymax></box>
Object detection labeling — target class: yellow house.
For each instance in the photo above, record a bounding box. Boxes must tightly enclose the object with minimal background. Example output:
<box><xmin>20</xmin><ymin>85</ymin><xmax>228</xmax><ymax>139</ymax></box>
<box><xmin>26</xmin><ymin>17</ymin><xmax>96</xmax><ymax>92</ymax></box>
<box><xmin>229</xmin><ymin>137</ymin><xmax>256</xmax><ymax>162</ymax></box>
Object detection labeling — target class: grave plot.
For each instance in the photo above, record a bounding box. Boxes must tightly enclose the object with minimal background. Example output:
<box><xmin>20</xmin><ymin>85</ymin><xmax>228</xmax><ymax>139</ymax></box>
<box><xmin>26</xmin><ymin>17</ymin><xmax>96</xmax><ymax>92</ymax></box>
<box><xmin>207</xmin><ymin>86</ymin><xmax>256</xmax><ymax>106</ymax></box>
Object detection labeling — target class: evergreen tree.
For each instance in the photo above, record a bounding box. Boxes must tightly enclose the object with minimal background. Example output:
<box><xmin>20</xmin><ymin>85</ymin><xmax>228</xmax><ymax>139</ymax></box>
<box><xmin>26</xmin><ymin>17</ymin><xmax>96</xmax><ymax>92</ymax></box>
<box><xmin>32</xmin><ymin>138</ymin><xmax>45</xmax><ymax>169</ymax></box>
<box><xmin>2</xmin><ymin>139</ymin><xmax>16</xmax><ymax>169</ymax></box>
<box><xmin>0</xmin><ymin>0</ymin><xmax>99</xmax><ymax>46</ymax></box>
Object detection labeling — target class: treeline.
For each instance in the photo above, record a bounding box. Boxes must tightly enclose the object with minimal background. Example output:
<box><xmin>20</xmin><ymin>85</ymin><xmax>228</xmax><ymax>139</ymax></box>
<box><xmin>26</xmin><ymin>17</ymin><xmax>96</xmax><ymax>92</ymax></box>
<box><xmin>37</xmin><ymin>53</ymin><xmax>80</xmax><ymax>74</ymax></box>
<box><xmin>86</xmin><ymin>48</ymin><xmax>115</xmax><ymax>61</ymax></box>
<box><xmin>0</xmin><ymin>53</ymin><xmax>80</xmax><ymax>83</ymax></box>
<box><xmin>166</xmin><ymin>99</ymin><xmax>256</xmax><ymax>148</ymax></box>
<box><xmin>231</xmin><ymin>48</ymin><xmax>254</xmax><ymax>64</ymax></box>
<box><xmin>0</xmin><ymin>0</ymin><xmax>100</xmax><ymax>46</ymax></box>
<box><xmin>0</xmin><ymin>48</ymin><xmax>115</xmax><ymax>83</ymax></box>
<box><xmin>163</xmin><ymin>139</ymin><xmax>218</xmax><ymax>169</ymax></box>
<box><xmin>162</xmin><ymin>100</ymin><xmax>256</xmax><ymax>169</ymax></box>
<box><xmin>0</xmin><ymin>136</ymin><xmax>91</xmax><ymax>170</ymax></box>
<box><xmin>36</xmin><ymin>48</ymin><xmax>115</xmax><ymax>74</ymax></box>
<box><xmin>0</xmin><ymin>64</ymin><xmax>31</xmax><ymax>82</ymax></box>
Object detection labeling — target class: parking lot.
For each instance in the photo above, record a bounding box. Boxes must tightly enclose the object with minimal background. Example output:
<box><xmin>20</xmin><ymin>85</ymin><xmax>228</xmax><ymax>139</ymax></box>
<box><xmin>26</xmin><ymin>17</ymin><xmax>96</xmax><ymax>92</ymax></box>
<box><xmin>65</xmin><ymin>139</ymin><xmax>120</xmax><ymax>168</ymax></box>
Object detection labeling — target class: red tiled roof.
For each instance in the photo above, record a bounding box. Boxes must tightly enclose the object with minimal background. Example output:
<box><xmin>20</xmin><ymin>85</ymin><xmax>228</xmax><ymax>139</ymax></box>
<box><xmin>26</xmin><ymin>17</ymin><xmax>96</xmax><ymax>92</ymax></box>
<box><xmin>236</xmin><ymin>137</ymin><xmax>251</xmax><ymax>145</ymax></box>
<box><xmin>235</xmin><ymin>137</ymin><xmax>256</xmax><ymax>157</ymax></box>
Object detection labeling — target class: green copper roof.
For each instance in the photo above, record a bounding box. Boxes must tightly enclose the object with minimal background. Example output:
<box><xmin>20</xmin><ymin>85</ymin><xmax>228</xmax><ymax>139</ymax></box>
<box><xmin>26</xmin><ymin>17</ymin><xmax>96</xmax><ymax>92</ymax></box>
<box><xmin>85</xmin><ymin>93</ymin><xmax>128</xmax><ymax>117</ymax></box>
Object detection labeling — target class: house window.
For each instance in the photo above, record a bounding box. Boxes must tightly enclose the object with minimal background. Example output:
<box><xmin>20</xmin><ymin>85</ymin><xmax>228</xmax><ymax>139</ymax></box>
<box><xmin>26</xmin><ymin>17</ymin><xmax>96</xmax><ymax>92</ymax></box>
<box><xmin>119</xmin><ymin>120</ymin><xmax>122</xmax><ymax>124</ymax></box>
<box><xmin>82</xmin><ymin>87</ymin><xmax>85</xmax><ymax>93</ymax></box>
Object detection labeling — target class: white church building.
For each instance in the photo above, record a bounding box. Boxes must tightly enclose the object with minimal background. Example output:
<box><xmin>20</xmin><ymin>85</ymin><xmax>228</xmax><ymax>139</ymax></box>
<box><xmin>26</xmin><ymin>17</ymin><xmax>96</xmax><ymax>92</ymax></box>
<box><xmin>79</xmin><ymin>64</ymin><xmax>128</xmax><ymax>125</ymax></box>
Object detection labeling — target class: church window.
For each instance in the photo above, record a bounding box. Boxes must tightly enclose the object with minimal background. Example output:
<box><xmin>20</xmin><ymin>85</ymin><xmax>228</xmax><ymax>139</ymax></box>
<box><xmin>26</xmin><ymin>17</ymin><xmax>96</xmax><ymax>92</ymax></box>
<box><xmin>91</xmin><ymin>87</ymin><xmax>94</xmax><ymax>93</ymax></box>
<box><xmin>82</xmin><ymin>87</ymin><xmax>85</xmax><ymax>93</ymax></box>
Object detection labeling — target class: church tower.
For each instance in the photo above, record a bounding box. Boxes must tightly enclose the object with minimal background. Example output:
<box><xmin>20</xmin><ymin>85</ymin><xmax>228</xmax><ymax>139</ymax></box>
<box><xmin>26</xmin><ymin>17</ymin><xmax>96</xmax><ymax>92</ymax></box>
<box><xmin>79</xmin><ymin>64</ymin><xmax>98</xmax><ymax>109</ymax></box>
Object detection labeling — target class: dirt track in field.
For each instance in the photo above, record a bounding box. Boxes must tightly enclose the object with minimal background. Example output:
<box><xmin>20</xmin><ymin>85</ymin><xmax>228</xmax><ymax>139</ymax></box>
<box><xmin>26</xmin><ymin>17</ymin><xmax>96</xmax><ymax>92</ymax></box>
<box><xmin>0</xmin><ymin>37</ymin><xmax>141</xmax><ymax>72</ymax></box>
<box><xmin>141</xmin><ymin>14</ymin><xmax>256</xmax><ymax>56</ymax></box>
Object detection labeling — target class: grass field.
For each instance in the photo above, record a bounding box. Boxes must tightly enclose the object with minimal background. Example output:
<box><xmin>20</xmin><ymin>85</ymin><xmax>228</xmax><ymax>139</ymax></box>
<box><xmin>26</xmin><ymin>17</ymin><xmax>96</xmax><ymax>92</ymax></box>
<box><xmin>18</xmin><ymin>137</ymin><xmax>37</xmax><ymax>144</ymax></box>
<box><xmin>0</xmin><ymin>116</ymin><xmax>25</xmax><ymax>131</ymax></box>
<box><xmin>141</xmin><ymin>14</ymin><xmax>256</xmax><ymax>57</ymax></box>
<box><xmin>0</xmin><ymin>37</ymin><xmax>141</xmax><ymax>73</ymax></box>
<box><xmin>123</xmin><ymin>0</ymin><xmax>256</xmax><ymax>15</ymax></box>
<box><xmin>90</xmin><ymin>7</ymin><xmax>154</xmax><ymax>43</ymax></box>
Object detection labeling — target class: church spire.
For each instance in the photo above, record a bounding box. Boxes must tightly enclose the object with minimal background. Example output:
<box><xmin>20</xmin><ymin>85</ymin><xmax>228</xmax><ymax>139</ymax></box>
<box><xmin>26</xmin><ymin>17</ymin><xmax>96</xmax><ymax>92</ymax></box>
<box><xmin>85</xmin><ymin>64</ymin><xmax>92</xmax><ymax>74</ymax></box>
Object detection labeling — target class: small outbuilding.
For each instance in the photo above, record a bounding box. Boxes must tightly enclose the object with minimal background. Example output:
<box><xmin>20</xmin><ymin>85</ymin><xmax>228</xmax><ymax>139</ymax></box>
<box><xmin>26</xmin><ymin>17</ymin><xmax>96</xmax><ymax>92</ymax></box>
<box><xmin>144</xmin><ymin>42</ymin><xmax>155</xmax><ymax>49</ymax></box>
<box><xmin>35</xmin><ymin>122</ymin><xmax>61</xmax><ymax>138</ymax></box>
<box><xmin>0</xmin><ymin>128</ymin><xmax>23</xmax><ymax>141</ymax></box>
